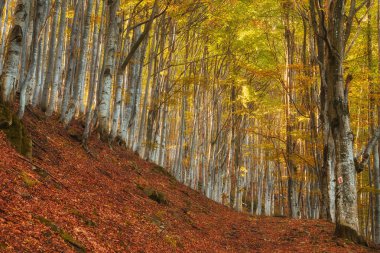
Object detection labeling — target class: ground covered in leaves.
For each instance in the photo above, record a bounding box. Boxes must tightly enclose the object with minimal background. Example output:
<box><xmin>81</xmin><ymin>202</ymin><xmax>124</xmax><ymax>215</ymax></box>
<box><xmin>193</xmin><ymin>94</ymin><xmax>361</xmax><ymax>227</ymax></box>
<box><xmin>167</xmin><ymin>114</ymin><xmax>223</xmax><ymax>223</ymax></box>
<box><xmin>0</xmin><ymin>108</ymin><xmax>376</xmax><ymax>252</ymax></box>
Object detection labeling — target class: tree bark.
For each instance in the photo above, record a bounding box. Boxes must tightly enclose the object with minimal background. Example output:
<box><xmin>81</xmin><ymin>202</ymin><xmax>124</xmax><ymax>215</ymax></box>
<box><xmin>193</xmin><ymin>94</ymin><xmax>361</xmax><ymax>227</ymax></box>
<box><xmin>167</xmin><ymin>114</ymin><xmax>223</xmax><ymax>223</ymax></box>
<box><xmin>83</xmin><ymin>0</ymin><xmax>104</xmax><ymax>146</ymax></box>
<box><xmin>326</xmin><ymin>0</ymin><xmax>362</xmax><ymax>242</ymax></box>
<box><xmin>40</xmin><ymin>0</ymin><xmax>61</xmax><ymax>112</ymax></box>
<box><xmin>63</xmin><ymin>0</ymin><xmax>94</xmax><ymax>126</ymax></box>
<box><xmin>60</xmin><ymin>1</ymin><xmax>81</xmax><ymax>121</ymax></box>
<box><xmin>18</xmin><ymin>0</ymin><xmax>47</xmax><ymax>118</ymax></box>
<box><xmin>98</xmin><ymin>0</ymin><xmax>119</xmax><ymax>139</ymax></box>
<box><xmin>47</xmin><ymin>0</ymin><xmax>67</xmax><ymax>116</ymax></box>
<box><xmin>0</xmin><ymin>0</ymin><xmax>30</xmax><ymax>103</ymax></box>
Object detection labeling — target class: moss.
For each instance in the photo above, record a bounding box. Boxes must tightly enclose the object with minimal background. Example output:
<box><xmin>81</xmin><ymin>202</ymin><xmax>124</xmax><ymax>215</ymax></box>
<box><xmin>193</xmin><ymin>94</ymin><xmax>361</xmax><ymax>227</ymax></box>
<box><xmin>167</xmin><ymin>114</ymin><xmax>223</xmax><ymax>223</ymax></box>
<box><xmin>92</xmin><ymin>209</ymin><xmax>99</xmax><ymax>217</ymax></box>
<box><xmin>150</xmin><ymin>214</ymin><xmax>164</xmax><ymax>227</ymax></box>
<box><xmin>0</xmin><ymin>103</ymin><xmax>32</xmax><ymax>158</ymax></box>
<box><xmin>152</xmin><ymin>165</ymin><xmax>175</xmax><ymax>181</ymax></box>
<box><xmin>149</xmin><ymin>211</ymin><xmax>167</xmax><ymax>228</ymax></box>
<box><xmin>35</xmin><ymin>215</ymin><xmax>86</xmax><ymax>252</ymax></box>
<box><xmin>335</xmin><ymin>224</ymin><xmax>367</xmax><ymax>246</ymax></box>
<box><xmin>155</xmin><ymin>210</ymin><xmax>166</xmax><ymax>220</ymax></box>
<box><xmin>60</xmin><ymin>231</ymin><xmax>86</xmax><ymax>252</ymax></box>
<box><xmin>164</xmin><ymin>235</ymin><xmax>177</xmax><ymax>247</ymax></box>
<box><xmin>0</xmin><ymin>242</ymin><xmax>7</xmax><ymax>250</ymax></box>
<box><xmin>96</xmin><ymin>167</ymin><xmax>112</xmax><ymax>178</ymax></box>
<box><xmin>68</xmin><ymin>129</ymin><xmax>83</xmax><ymax>142</ymax></box>
<box><xmin>137</xmin><ymin>184</ymin><xmax>168</xmax><ymax>205</ymax></box>
<box><xmin>124</xmin><ymin>219</ymin><xmax>132</xmax><ymax>227</ymax></box>
<box><xmin>146</xmin><ymin>188</ymin><xmax>168</xmax><ymax>205</ymax></box>
<box><xmin>31</xmin><ymin>166</ymin><xmax>50</xmax><ymax>179</ymax></box>
<box><xmin>69</xmin><ymin>209</ymin><xmax>97</xmax><ymax>227</ymax></box>
<box><xmin>35</xmin><ymin>215</ymin><xmax>60</xmax><ymax>233</ymax></box>
<box><xmin>0</xmin><ymin>103</ymin><xmax>12</xmax><ymax>128</ymax></box>
<box><xmin>21</xmin><ymin>171</ymin><xmax>39</xmax><ymax>187</ymax></box>
<box><xmin>149</xmin><ymin>191</ymin><xmax>168</xmax><ymax>205</ymax></box>
<box><xmin>164</xmin><ymin>235</ymin><xmax>183</xmax><ymax>248</ymax></box>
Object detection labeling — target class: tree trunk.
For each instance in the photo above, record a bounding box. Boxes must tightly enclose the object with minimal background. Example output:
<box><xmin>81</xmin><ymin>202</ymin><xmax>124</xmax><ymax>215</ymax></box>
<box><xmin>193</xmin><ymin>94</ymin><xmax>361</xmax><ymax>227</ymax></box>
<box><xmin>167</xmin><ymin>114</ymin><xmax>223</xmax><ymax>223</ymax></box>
<box><xmin>0</xmin><ymin>0</ymin><xmax>30</xmax><ymax>103</ymax></box>
<box><xmin>60</xmin><ymin>1</ymin><xmax>82</xmax><ymax>121</ymax></box>
<box><xmin>309</xmin><ymin>0</ymin><xmax>336</xmax><ymax>222</ymax></box>
<box><xmin>0</xmin><ymin>0</ymin><xmax>10</xmax><ymax>74</ymax></box>
<box><xmin>40</xmin><ymin>0</ymin><xmax>61</xmax><ymax>112</ymax></box>
<box><xmin>135</xmin><ymin>26</ymin><xmax>155</xmax><ymax>154</ymax></box>
<box><xmin>98</xmin><ymin>0</ymin><xmax>119</xmax><ymax>139</ymax></box>
<box><xmin>326</xmin><ymin>0</ymin><xmax>361</xmax><ymax>242</ymax></box>
<box><xmin>63</xmin><ymin>0</ymin><xmax>94</xmax><ymax>126</ymax></box>
<box><xmin>83</xmin><ymin>0</ymin><xmax>104</xmax><ymax>145</ymax></box>
<box><xmin>374</xmin><ymin>0</ymin><xmax>380</xmax><ymax>244</ymax></box>
<box><xmin>283</xmin><ymin>1</ymin><xmax>300</xmax><ymax>218</ymax></box>
<box><xmin>47</xmin><ymin>0</ymin><xmax>67</xmax><ymax>116</ymax></box>
<box><xmin>18</xmin><ymin>0</ymin><xmax>47</xmax><ymax>118</ymax></box>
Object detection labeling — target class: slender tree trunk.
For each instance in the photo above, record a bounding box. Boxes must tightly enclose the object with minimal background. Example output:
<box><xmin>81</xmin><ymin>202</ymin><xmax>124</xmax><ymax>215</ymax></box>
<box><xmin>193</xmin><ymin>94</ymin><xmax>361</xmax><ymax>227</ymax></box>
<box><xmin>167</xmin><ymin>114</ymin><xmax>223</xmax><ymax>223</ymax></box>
<box><xmin>283</xmin><ymin>1</ymin><xmax>300</xmax><ymax>218</ymax></box>
<box><xmin>130</xmin><ymin>28</ymin><xmax>148</xmax><ymax>149</ymax></box>
<box><xmin>145</xmin><ymin>17</ymin><xmax>163</xmax><ymax>160</ymax></box>
<box><xmin>18</xmin><ymin>0</ymin><xmax>47</xmax><ymax>118</ymax></box>
<box><xmin>47</xmin><ymin>0</ymin><xmax>67</xmax><ymax>116</ymax></box>
<box><xmin>256</xmin><ymin>156</ymin><xmax>264</xmax><ymax>215</ymax></box>
<box><xmin>136</xmin><ymin>27</ymin><xmax>155</xmax><ymax>154</ymax></box>
<box><xmin>63</xmin><ymin>0</ymin><xmax>94</xmax><ymax>126</ymax></box>
<box><xmin>98</xmin><ymin>0</ymin><xmax>119</xmax><ymax>139</ymax></box>
<box><xmin>0</xmin><ymin>0</ymin><xmax>10</xmax><ymax>74</ymax></box>
<box><xmin>365</xmin><ymin>0</ymin><xmax>377</xmax><ymax>242</ymax></box>
<box><xmin>83</xmin><ymin>0</ymin><xmax>103</xmax><ymax>145</ymax></box>
<box><xmin>265</xmin><ymin>163</ymin><xmax>274</xmax><ymax>216</ymax></box>
<box><xmin>18</xmin><ymin>0</ymin><xmax>32</xmax><ymax>92</ymax></box>
<box><xmin>309</xmin><ymin>0</ymin><xmax>335</xmax><ymax>223</ymax></box>
<box><xmin>0</xmin><ymin>0</ymin><xmax>5</xmax><ymax>21</ymax></box>
<box><xmin>40</xmin><ymin>0</ymin><xmax>61</xmax><ymax>112</ymax></box>
<box><xmin>374</xmin><ymin>0</ymin><xmax>380</xmax><ymax>244</ymax></box>
<box><xmin>60</xmin><ymin>1</ymin><xmax>82</xmax><ymax>121</ymax></box>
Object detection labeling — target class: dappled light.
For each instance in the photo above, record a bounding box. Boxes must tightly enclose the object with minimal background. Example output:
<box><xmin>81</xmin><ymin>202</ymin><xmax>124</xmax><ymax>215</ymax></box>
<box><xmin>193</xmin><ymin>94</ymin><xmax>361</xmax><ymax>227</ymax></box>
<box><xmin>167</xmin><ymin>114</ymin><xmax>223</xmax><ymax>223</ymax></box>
<box><xmin>0</xmin><ymin>0</ymin><xmax>380</xmax><ymax>251</ymax></box>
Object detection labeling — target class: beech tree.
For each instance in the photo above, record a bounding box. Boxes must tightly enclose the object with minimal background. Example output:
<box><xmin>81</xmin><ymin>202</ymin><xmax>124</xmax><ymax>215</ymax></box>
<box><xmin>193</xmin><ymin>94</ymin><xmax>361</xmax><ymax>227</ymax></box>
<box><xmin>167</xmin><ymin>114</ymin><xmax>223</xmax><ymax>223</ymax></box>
<box><xmin>1</xmin><ymin>0</ymin><xmax>380</xmax><ymax>245</ymax></box>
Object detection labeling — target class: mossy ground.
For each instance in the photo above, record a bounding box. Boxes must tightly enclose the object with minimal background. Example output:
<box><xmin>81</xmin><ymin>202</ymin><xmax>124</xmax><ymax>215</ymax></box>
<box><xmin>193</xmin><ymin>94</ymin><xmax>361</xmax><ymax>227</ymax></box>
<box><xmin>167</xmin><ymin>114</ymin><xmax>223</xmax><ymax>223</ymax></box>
<box><xmin>0</xmin><ymin>103</ymin><xmax>32</xmax><ymax>158</ymax></box>
<box><xmin>69</xmin><ymin>208</ymin><xmax>97</xmax><ymax>227</ymax></box>
<box><xmin>35</xmin><ymin>215</ymin><xmax>86</xmax><ymax>252</ymax></box>
<box><xmin>20</xmin><ymin>171</ymin><xmax>39</xmax><ymax>187</ymax></box>
<box><xmin>137</xmin><ymin>184</ymin><xmax>168</xmax><ymax>205</ymax></box>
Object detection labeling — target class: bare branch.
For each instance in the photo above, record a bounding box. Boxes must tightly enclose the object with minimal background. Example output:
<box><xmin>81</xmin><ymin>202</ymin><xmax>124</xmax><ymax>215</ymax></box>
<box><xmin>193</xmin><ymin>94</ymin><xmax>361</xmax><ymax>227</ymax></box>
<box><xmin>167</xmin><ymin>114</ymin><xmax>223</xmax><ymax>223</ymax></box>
<box><xmin>355</xmin><ymin>127</ymin><xmax>380</xmax><ymax>173</ymax></box>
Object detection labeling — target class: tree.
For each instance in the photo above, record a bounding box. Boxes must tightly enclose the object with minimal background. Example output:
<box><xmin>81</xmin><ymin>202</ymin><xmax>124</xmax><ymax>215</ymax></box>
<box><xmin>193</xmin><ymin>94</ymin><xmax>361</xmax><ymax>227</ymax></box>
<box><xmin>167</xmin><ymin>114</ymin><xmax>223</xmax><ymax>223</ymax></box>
<box><xmin>0</xmin><ymin>0</ymin><xmax>30</xmax><ymax>104</ymax></box>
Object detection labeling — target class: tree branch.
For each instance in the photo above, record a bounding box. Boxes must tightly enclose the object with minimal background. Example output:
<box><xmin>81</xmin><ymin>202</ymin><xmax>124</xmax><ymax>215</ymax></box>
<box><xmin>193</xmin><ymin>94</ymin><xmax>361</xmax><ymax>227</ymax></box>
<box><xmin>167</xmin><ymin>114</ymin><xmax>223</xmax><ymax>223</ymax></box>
<box><xmin>355</xmin><ymin>127</ymin><xmax>380</xmax><ymax>173</ymax></box>
<box><xmin>118</xmin><ymin>0</ymin><xmax>159</xmax><ymax>73</ymax></box>
<box><xmin>126</xmin><ymin>3</ymin><xmax>169</xmax><ymax>33</ymax></box>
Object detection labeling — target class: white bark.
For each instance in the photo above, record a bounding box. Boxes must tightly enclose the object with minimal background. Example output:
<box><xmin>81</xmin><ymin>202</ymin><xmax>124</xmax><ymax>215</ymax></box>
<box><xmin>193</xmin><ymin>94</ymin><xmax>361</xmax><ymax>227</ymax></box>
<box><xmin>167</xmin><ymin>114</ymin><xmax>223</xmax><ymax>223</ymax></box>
<box><xmin>110</xmin><ymin>73</ymin><xmax>123</xmax><ymax>141</ymax></box>
<box><xmin>98</xmin><ymin>0</ymin><xmax>119</xmax><ymax>138</ymax></box>
<box><xmin>40</xmin><ymin>0</ymin><xmax>61</xmax><ymax>112</ymax></box>
<box><xmin>47</xmin><ymin>0</ymin><xmax>67</xmax><ymax>116</ymax></box>
<box><xmin>0</xmin><ymin>0</ymin><xmax>30</xmax><ymax>103</ymax></box>
<box><xmin>60</xmin><ymin>1</ymin><xmax>82</xmax><ymax>121</ymax></box>
<box><xmin>18</xmin><ymin>0</ymin><xmax>47</xmax><ymax>118</ymax></box>
<box><xmin>83</xmin><ymin>0</ymin><xmax>104</xmax><ymax>145</ymax></box>
<box><xmin>63</xmin><ymin>0</ymin><xmax>94</xmax><ymax>126</ymax></box>
<box><xmin>265</xmin><ymin>164</ymin><xmax>274</xmax><ymax>216</ymax></box>
<box><xmin>0</xmin><ymin>0</ymin><xmax>10</xmax><ymax>73</ymax></box>
<box><xmin>32</xmin><ymin>2</ymin><xmax>50</xmax><ymax>107</ymax></box>
<box><xmin>256</xmin><ymin>167</ymin><xmax>264</xmax><ymax>216</ymax></box>
<box><xmin>135</xmin><ymin>33</ymin><xmax>155</xmax><ymax>154</ymax></box>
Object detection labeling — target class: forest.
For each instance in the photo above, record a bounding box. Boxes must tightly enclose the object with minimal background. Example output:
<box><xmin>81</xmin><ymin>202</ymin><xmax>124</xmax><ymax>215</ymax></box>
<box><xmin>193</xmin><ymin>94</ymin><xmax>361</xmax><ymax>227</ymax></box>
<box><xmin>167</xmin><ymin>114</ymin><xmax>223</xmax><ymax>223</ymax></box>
<box><xmin>1</xmin><ymin>0</ymin><xmax>380</xmax><ymax>251</ymax></box>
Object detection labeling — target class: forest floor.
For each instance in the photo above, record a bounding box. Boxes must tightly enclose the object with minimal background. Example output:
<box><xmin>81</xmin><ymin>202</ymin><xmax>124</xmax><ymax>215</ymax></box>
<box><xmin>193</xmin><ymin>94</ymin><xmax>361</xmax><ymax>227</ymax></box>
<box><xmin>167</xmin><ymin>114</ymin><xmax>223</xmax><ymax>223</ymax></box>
<box><xmin>0</xmin><ymin>107</ymin><xmax>377</xmax><ymax>253</ymax></box>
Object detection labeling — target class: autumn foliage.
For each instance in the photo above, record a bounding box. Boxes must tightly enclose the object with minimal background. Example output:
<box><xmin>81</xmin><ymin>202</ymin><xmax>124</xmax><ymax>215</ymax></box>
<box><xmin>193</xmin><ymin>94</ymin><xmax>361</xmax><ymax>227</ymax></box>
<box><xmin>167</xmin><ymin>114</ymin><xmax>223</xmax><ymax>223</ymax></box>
<box><xmin>0</xmin><ymin>108</ymin><xmax>375</xmax><ymax>252</ymax></box>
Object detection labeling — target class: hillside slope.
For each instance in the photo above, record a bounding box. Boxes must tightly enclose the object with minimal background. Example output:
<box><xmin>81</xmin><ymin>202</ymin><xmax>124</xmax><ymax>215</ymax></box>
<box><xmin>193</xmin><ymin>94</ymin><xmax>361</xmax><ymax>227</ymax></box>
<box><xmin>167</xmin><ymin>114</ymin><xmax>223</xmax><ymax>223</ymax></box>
<box><xmin>0</xmin><ymin>108</ymin><xmax>375</xmax><ymax>252</ymax></box>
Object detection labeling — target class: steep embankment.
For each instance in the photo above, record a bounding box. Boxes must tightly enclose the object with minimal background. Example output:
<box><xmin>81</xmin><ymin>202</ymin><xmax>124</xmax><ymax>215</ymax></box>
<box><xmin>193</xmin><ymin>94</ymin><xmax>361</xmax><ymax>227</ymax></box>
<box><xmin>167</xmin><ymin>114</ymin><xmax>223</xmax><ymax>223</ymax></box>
<box><xmin>0</xmin><ymin>108</ymin><xmax>375</xmax><ymax>252</ymax></box>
